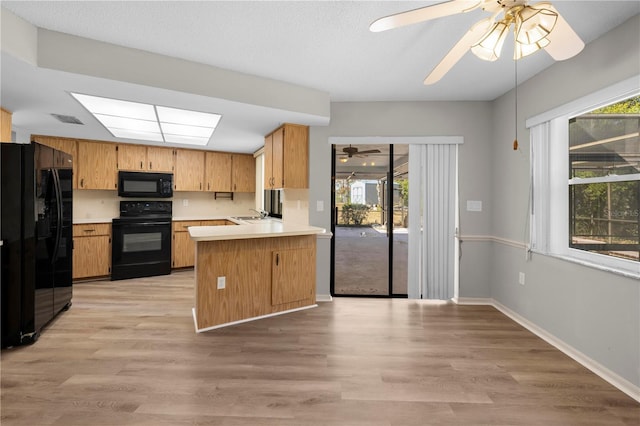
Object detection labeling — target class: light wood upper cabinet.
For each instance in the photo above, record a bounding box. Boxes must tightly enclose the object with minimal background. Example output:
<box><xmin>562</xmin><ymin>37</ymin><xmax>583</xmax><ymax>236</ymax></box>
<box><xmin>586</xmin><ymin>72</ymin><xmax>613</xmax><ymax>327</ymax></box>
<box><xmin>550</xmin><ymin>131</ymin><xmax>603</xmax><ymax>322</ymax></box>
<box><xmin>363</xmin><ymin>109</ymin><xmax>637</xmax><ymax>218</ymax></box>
<box><xmin>205</xmin><ymin>152</ymin><xmax>232</xmax><ymax>192</ymax></box>
<box><xmin>174</xmin><ymin>149</ymin><xmax>205</xmax><ymax>191</ymax></box>
<box><xmin>32</xmin><ymin>135</ymin><xmax>79</xmax><ymax>189</ymax></box>
<box><xmin>232</xmin><ymin>154</ymin><xmax>255</xmax><ymax>192</ymax></box>
<box><xmin>77</xmin><ymin>140</ymin><xmax>118</xmax><ymax>190</ymax></box>
<box><xmin>147</xmin><ymin>146</ymin><xmax>175</xmax><ymax>172</ymax></box>
<box><xmin>264</xmin><ymin>123</ymin><xmax>308</xmax><ymax>189</ymax></box>
<box><xmin>118</xmin><ymin>145</ymin><xmax>175</xmax><ymax>172</ymax></box>
<box><xmin>117</xmin><ymin>144</ymin><xmax>147</xmax><ymax>171</ymax></box>
<box><xmin>1</xmin><ymin>107</ymin><xmax>12</xmax><ymax>142</ymax></box>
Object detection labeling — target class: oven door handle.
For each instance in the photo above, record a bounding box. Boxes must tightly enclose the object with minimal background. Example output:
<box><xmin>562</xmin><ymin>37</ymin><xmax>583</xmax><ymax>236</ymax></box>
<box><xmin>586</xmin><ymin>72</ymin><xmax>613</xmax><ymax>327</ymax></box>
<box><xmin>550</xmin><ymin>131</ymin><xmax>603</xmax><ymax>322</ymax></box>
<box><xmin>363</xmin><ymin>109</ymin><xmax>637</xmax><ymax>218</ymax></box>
<box><xmin>113</xmin><ymin>221</ymin><xmax>171</xmax><ymax>227</ymax></box>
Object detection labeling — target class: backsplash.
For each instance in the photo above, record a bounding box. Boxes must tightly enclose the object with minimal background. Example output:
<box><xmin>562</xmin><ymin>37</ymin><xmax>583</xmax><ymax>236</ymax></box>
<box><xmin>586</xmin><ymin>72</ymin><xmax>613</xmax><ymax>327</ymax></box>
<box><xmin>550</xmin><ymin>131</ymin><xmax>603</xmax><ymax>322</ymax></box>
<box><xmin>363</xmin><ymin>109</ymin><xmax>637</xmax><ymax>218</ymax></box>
<box><xmin>282</xmin><ymin>189</ymin><xmax>309</xmax><ymax>225</ymax></box>
<box><xmin>73</xmin><ymin>190</ymin><xmax>256</xmax><ymax>222</ymax></box>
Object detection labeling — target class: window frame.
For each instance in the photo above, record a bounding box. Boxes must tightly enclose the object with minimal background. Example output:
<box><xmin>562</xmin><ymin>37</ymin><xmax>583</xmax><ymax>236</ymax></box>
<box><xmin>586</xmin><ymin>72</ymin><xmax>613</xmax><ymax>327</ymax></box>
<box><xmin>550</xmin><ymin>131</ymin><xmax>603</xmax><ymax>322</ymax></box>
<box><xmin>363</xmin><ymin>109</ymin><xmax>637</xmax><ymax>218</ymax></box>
<box><xmin>528</xmin><ymin>77</ymin><xmax>640</xmax><ymax>278</ymax></box>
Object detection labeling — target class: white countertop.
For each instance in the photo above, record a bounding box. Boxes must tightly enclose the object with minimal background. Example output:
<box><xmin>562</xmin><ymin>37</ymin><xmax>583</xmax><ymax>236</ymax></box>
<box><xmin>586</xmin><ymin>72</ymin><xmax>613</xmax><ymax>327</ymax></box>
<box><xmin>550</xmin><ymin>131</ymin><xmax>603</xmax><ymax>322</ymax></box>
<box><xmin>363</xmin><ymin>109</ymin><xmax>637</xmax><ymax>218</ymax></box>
<box><xmin>188</xmin><ymin>220</ymin><xmax>326</xmax><ymax>241</ymax></box>
<box><xmin>73</xmin><ymin>218</ymin><xmax>113</xmax><ymax>224</ymax></box>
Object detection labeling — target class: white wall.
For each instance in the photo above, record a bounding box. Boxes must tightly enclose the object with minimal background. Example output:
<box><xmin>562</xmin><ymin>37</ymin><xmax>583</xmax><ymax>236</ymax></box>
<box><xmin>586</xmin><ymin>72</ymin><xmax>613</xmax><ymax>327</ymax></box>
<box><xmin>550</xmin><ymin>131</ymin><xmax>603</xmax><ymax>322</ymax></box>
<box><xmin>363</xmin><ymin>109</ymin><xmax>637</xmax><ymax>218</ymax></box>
<box><xmin>309</xmin><ymin>100</ymin><xmax>495</xmax><ymax>299</ymax></box>
<box><xmin>489</xmin><ymin>15</ymin><xmax>640</xmax><ymax>390</ymax></box>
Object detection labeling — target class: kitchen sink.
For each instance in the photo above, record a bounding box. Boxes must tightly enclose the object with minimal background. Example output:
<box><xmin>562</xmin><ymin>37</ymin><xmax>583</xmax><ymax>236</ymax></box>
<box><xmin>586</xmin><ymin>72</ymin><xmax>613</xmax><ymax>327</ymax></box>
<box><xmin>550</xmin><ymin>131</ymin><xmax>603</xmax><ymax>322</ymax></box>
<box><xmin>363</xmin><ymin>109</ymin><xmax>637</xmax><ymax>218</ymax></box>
<box><xmin>232</xmin><ymin>216</ymin><xmax>262</xmax><ymax>220</ymax></box>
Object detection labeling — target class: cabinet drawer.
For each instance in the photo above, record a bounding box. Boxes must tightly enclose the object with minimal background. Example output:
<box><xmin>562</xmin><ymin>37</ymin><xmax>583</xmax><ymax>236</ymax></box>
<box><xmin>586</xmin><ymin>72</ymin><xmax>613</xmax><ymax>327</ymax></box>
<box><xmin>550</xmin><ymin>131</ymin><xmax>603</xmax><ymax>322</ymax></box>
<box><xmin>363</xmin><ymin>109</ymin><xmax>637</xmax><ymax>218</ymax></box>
<box><xmin>73</xmin><ymin>223</ymin><xmax>111</xmax><ymax>237</ymax></box>
<box><xmin>173</xmin><ymin>221</ymin><xmax>202</xmax><ymax>232</ymax></box>
<box><xmin>200</xmin><ymin>220</ymin><xmax>228</xmax><ymax>227</ymax></box>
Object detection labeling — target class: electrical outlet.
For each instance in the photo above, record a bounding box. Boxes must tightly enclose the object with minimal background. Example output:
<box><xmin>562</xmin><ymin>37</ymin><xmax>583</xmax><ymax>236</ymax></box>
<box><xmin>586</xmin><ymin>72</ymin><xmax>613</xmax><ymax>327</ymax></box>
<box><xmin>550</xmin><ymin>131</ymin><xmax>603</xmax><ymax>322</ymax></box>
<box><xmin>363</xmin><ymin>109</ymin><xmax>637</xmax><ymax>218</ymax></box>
<box><xmin>518</xmin><ymin>272</ymin><xmax>525</xmax><ymax>286</ymax></box>
<box><xmin>217</xmin><ymin>276</ymin><xmax>226</xmax><ymax>289</ymax></box>
<box><xmin>182</xmin><ymin>199</ymin><xmax>189</xmax><ymax>207</ymax></box>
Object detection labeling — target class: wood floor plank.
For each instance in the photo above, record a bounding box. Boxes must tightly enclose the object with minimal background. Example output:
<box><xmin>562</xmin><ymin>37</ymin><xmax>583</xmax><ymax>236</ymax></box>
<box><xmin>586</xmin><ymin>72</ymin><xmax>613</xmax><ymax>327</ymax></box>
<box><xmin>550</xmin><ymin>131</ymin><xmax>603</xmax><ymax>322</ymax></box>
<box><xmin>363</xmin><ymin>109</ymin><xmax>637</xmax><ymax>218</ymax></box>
<box><xmin>1</xmin><ymin>270</ymin><xmax>638</xmax><ymax>425</ymax></box>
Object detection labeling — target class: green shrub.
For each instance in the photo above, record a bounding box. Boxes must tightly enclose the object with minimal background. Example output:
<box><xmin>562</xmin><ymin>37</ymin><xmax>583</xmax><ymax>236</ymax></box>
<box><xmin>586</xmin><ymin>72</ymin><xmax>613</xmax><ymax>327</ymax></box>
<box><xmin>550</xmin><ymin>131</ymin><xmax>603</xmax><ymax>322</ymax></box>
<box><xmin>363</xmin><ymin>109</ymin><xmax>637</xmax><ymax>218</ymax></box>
<box><xmin>341</xmin><ymin>203</ymin><xmax>370</xmax><ymax>225</ymax></box>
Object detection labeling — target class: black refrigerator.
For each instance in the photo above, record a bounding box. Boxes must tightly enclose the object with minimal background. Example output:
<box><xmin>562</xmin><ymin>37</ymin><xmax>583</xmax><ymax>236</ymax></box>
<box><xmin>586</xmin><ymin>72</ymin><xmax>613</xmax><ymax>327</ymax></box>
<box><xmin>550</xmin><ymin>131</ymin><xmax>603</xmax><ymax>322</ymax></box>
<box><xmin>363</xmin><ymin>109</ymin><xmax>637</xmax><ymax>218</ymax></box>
<box><xmin>1</xmin><ymin>142</ymin><xmax>73</xmax><ymax>348</ymax></box>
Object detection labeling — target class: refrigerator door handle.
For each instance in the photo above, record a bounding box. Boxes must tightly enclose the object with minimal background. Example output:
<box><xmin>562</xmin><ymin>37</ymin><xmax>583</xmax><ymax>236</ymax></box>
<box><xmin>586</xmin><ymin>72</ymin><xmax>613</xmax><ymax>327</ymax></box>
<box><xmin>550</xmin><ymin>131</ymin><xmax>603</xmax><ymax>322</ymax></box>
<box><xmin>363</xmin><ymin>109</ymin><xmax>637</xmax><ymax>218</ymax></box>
<box><xmin>51</xmin><ymin>169</ymin><xmax>63</xmax><ymax>263</ymax></box>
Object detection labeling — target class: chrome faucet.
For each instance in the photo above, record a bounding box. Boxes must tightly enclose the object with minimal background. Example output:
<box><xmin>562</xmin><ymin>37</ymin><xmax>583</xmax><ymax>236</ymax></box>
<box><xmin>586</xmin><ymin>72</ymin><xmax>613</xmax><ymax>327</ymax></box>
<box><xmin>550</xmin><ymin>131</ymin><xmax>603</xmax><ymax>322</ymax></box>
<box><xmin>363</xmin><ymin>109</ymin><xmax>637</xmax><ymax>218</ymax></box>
<box><xmin>250</xmin><ymin>208</ymin><xmax>268</xmax><ymax>219</ymax></box>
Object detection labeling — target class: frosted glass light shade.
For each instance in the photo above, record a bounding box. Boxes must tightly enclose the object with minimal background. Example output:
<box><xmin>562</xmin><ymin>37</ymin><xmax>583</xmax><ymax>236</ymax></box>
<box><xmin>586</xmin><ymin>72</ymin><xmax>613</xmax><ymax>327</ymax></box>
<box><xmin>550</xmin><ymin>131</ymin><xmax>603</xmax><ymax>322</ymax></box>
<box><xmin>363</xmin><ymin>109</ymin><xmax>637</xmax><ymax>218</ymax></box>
<box><xmin>515</xmin><ymin>3</ymin><xmax>557</xmax><ymax>45</ymax></box>
<box><xmin>471</xmin><ymin>21</ymin><xmax>510</xmax><ymax>61</ymax></box>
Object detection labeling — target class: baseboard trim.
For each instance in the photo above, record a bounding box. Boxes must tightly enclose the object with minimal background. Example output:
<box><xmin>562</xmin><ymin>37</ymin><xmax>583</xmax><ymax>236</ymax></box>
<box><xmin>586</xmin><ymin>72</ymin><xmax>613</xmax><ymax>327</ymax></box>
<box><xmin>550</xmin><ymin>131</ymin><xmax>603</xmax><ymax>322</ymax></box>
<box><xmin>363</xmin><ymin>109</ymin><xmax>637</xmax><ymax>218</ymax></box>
<box><xmin>454</xmin><ymin>297</ymin><xmax>640</xmax><ymax>402</ymax></box>
<box><xmin>316</xmin><ymin>294</ymin><xmax>333</xmax><ymax>302</ymax></box>
<box><xmin>453</xmin><ymin>297</ymin><xmax>493</xmax><ymax>305</ymax></box>
<box><xmin>192</xmin><ymin>304</ymin><xmax>318</xmax><ymax>333</ymax></box>
<box><xmin>496</xmin><ymin>300</ymin><xmax>640</xmax><ymax>402</ymax></box>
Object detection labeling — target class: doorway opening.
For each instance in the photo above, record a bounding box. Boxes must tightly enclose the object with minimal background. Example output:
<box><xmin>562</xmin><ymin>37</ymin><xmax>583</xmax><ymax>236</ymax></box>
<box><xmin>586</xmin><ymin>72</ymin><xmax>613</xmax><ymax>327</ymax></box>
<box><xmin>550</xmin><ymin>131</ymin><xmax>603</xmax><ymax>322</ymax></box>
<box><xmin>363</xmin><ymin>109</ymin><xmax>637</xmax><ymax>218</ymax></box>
<box><xmin>331</xmin><ymin>144</ymin><xmax>409</xmax><ymax>297</ymax></box>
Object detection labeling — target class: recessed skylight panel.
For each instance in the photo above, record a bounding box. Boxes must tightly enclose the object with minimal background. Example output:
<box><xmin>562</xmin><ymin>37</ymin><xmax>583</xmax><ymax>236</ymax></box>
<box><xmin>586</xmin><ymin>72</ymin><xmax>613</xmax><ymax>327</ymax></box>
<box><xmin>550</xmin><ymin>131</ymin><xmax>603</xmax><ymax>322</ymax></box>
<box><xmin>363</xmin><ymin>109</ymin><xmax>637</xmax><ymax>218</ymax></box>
<box><xmin>70</xmin><ymin>93</ymin><xmax>221</xmax><ymax>147</ymax></box>
<box><xmin>157</xmin><ymin>106</ymin><xmax>221</xmax><ymax>128</ymax></box>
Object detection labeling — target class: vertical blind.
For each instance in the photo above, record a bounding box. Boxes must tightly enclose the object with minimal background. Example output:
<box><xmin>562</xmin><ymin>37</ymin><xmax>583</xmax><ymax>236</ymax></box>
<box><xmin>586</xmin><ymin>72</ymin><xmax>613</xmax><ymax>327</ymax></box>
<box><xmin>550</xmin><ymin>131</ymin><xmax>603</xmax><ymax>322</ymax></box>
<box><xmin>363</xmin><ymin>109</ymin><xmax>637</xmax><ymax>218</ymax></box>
<box><xmin>409</xmin><ymin>144</ymin><xmax>458</xmax><ymax>300</ymax></box>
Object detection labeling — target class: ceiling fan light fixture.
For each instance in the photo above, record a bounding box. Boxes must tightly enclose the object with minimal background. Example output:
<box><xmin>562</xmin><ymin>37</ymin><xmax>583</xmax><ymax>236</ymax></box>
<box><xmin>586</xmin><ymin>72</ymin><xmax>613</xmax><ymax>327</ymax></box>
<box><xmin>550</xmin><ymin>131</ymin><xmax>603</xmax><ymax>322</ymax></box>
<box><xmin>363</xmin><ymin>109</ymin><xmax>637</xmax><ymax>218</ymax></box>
<box><xmin>471</xmin><ymin>20</ymin><xmax>510</xmax><ymax>61</ymax></box>
<box><xmin>514</xmin><ymin>3</ymin><xmax>558</xmax><ymax>45</ymax></box>
<box><xmin>514</xmin><ymin>36</ymin><xmax>550</xmax><ymax>59</ymax></box>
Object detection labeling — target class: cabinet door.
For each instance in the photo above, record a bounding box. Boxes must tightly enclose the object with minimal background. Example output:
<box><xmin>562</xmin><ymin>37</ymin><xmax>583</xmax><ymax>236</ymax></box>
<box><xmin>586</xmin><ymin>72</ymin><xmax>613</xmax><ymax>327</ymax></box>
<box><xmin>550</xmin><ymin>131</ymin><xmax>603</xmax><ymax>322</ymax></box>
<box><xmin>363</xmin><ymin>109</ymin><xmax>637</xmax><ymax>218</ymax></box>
<box><xmin>147</xmin><ymin>146</ymin><xmax>175</xmax><ymax>172</ymax></box>
<box><xmin>232</xmin><ymin>154</ymin><xmax>255</xmax><ymax>192</ymax></box>
<box><xmin>117</xmin><ymin>144</ymin><xmax>147</xmax><ymax>171</ymax></box>
<box><xmin>272</xmin><ymin>127</ymin><xmax>284</xmax><ymax>188</ymax></box>
<box><xmin>73</xmin><ymin>235</ymin><xmax>111</xmax><ymax>279</ymax></box>
<box><xmin>1</xmin><ymin>108</ymin><xmax>11</xmax><ymax>142</ymax></box>
<box><xmin>32</xmin><ymin>136</ymin><xmax>78</xmax><ymax>189</ymax></box>
<box><xmin>77</xmin><ymin>141</ymin><xmax>118</xmax><ymax>190</ymax></box>
<box><xmin>283</xmin><ymin>124</ymin><xmax>309</xmax><ymax>189</ymax></box>
<box><xmin>174</xmin><ymin>149</ymin><xmax>204</xmax><ymax>191</ymax></box>
<box><xmin>205</xmin><ymin>152</ymin><xmax>232</xmax><ymax>192</ymax></box>
<box><xmin>172</xmin><ymin>231</ymin><xmax>196</xmax><ymax>268</ymax></box>
<box><xmin>271</xmin><ymin>248</ymin><xmax>315</xmax><ymax>305</ymax></box>
<box><xmin>264</xmin><ymin>133</ymin><xmax>274</xmax><ymax>189</ymax></box>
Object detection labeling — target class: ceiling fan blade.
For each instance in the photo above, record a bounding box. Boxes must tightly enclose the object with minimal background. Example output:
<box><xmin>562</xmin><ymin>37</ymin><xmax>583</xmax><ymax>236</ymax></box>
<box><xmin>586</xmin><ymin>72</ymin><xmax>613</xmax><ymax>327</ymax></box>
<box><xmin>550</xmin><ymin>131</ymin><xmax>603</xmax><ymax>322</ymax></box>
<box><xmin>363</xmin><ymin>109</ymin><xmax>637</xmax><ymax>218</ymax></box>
<box><xmin>543</xmin><ymin>5</ymin><xmax>584</xmax><ymax>61</ymax></box>
<box><xmin>424</xmin><ymin>17</ymin><xmax>493</xmax><ymax>85</ymax></box>
<box><xmin>369</xmin><ymin>0</ymin><xmax>484</xmax><ymax>32</ymax></box>
<box><xmin>356</xmin><ymin>149</ymin><xmax>382</xmax><ymax>155</ymax></box>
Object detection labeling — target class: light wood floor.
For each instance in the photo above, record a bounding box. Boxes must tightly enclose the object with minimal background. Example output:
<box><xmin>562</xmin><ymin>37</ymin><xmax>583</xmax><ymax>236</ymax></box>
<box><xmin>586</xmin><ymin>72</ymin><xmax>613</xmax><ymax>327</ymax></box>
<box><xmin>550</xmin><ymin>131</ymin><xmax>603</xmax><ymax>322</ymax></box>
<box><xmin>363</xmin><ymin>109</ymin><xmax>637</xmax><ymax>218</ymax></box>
<box><xmin>1</xmin><ymin>270</ymin><xmax>638</xmax><ymax>425</ymax></box>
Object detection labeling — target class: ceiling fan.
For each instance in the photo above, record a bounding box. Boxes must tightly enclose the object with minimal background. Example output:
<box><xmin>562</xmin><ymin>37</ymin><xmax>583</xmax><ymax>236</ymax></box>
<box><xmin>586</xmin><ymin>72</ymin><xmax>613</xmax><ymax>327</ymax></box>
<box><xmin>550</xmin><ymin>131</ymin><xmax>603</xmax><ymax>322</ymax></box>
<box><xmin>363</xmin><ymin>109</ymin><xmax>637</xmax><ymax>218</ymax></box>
<box><xmin>340</xmin><ymin>145</ymin><xmax>382</xmax><ymax>158</ymax></box>
<box><xmin>370</xmin><ymin>0</ymin><xmax>585</xmax><ymax>85</ymax></box>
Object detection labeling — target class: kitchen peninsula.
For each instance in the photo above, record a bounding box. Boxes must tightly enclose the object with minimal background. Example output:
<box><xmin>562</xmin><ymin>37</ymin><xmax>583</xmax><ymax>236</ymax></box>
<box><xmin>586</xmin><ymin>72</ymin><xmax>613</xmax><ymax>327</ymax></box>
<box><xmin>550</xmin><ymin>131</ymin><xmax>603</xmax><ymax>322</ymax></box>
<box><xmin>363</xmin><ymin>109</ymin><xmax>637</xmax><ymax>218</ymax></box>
<box><xmin>189</xmin><ymin>220</ymin><xmax>325</xmax><ymax>332</ymax></box>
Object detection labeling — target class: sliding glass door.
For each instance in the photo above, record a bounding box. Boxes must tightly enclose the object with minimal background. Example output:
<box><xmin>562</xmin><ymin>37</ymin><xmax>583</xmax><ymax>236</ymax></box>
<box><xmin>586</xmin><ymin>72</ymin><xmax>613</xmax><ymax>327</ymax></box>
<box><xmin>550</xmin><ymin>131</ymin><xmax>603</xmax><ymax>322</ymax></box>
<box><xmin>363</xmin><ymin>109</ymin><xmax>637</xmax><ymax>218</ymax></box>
<box><xmin>331</xmin><ymin>144</ymin><xmax>409</xmax><ymax>297</ymax></box>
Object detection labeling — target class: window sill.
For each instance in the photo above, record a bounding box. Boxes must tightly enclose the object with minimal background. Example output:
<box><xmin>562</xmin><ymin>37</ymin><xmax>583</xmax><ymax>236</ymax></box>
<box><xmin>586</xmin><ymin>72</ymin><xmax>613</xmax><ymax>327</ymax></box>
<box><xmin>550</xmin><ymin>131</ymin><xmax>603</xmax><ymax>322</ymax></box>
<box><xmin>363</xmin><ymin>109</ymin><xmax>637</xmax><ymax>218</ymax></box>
<box><xmin>531</xmin><ymin>250</ymin><xmax>640</xmax><ymax>280</ymax></box>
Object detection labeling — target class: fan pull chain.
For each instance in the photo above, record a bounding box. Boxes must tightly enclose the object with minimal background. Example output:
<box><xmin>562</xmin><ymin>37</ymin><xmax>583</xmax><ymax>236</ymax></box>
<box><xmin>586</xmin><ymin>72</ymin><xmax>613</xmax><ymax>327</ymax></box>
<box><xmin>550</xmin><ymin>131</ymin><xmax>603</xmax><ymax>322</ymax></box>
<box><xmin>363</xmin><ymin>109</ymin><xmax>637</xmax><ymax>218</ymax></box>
<box><xmin>513</xmin><ymin>57</ymin><xmax>519</xmax><ymax>151</ymax></box>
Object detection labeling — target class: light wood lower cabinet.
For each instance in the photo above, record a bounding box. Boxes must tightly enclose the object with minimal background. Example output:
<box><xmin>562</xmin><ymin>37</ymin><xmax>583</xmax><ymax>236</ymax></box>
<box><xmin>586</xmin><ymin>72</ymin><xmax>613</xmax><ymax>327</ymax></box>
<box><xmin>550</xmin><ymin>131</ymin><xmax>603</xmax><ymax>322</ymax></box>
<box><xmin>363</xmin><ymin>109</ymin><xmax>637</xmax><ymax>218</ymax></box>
<box><xmin>172</xmin><ymin>220</ymin><xmax>237</xmax><ymax>268</ymax></box>
<box><xmin>73</xmin><ymin>223</ymin><xmax>111</xmax><ymax>279</ymax></box>
<box><xmin>194</xmin><ymin>234</ymin><xmax>316</xmax><ymax>330</ymax></box>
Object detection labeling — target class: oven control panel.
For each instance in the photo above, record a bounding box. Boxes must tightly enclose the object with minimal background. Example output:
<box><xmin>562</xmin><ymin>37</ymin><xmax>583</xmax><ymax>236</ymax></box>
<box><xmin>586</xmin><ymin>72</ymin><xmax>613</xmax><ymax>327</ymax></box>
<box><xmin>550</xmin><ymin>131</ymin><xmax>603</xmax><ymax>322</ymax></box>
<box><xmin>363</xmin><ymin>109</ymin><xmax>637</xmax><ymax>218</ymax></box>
<box><xmin>119</xmin><ymin>201</ymin><xmax>172</xmax><ymax>218</ymax></box>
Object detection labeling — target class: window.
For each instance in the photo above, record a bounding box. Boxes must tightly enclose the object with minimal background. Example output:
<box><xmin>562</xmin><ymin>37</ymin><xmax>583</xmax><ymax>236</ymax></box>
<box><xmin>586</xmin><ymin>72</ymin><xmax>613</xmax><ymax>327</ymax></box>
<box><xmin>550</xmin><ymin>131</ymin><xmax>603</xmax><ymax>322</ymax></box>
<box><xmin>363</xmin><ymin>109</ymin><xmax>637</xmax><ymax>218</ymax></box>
<box><xmin>529</xmin><ymin>78</ymin><xmax>640</xmax><ymax>277</ymax></box>
<box><xmin>569</xmin><ymin>100</ymin><xmax>639</xmax><ymax>262</ymax></box>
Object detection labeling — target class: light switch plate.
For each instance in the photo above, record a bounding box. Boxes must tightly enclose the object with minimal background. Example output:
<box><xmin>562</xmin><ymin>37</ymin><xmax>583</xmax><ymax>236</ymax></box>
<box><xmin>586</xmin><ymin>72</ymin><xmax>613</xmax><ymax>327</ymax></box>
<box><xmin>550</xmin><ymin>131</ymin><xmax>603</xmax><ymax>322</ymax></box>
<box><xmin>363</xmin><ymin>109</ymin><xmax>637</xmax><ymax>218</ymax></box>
<box><xmin>466</xmin><ymin>200</ymin><xmax>482</xmax><ymax>212</ymax></box>
<box><xmin>317</xmin><ymin>200</ymin><xmax>324</xmax><ymax>212</ymax></box>
<box><xmin>217</xmin><ymin>276</ymin><xmax>225</xmax><ymax>289</ymax></box>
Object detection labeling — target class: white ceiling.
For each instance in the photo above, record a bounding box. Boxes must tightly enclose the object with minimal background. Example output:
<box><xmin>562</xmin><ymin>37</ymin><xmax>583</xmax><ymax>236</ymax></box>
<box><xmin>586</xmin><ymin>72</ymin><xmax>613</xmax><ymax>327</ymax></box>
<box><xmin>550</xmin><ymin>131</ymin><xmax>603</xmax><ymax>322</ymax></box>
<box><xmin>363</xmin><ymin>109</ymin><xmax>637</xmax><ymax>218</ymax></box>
<box><xmin>1</xmin><ymin>1</ymin><xmax>638</xmax><ymax>153</ymax></box>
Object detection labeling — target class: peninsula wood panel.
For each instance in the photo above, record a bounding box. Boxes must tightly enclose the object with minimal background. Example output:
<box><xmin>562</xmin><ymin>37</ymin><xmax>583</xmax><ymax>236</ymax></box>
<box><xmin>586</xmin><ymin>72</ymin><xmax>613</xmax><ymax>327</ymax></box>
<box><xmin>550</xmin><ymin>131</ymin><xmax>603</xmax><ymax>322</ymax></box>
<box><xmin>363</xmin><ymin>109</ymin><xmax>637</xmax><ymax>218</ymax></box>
<box><xmin>174</xmin><ymin>149</ymin><xmax>204</xmax><ymax>191</ymax></box>
<box><xmin>272</xmin><ymin>248</ymin><xmax>315</xmax><ymax>305</ymax></box>
<box><xmin>146</xmin><ymin>146</ymin><xmax>174</xmax><ymax>172</ymax></box>
<box><xmin>77</xmin><ymin>140</ymin><xmax>118</xmax><ymax>190</ymax></box>
<box><xmin>204</xmin><ymin>152</ymin><xmax>232</xmax><ymax>192</ymax></box>
<box><xmin>31</xmin><ymin>135</ymin><xmax>79</xmax><ymax>189</ymax></box>
<box><xmin>195</xmin><ymin>235</ymin><xmax>316</xmax><ymax>329</ymax></box>
<box><xmin>117</xmin><ymin>144</ymin><xmax>147</xmax><ymax>171</ymax></box>
<box><xmin>232</xmin><ymin>154</ymin><xmax>255</xmax><ymax>192</ymax></box>
<box><xmin>1</xmin><ymin>107</ymin><xmax>12</xmax><ymax>142</ymax></box>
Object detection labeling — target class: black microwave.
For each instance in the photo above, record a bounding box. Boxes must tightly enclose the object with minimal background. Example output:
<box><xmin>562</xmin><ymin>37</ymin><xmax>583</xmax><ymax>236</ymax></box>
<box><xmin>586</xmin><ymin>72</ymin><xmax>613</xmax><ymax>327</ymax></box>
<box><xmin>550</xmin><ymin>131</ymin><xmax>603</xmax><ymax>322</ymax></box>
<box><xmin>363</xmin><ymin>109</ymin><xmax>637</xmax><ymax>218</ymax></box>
<box><xmin>118</xmin><ymin>171</ymin><xmax>173</xmax><ymax>198</ymax></box>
